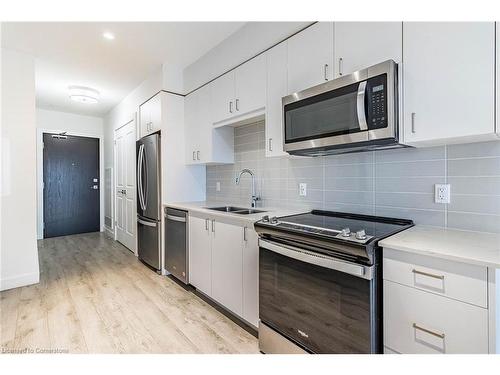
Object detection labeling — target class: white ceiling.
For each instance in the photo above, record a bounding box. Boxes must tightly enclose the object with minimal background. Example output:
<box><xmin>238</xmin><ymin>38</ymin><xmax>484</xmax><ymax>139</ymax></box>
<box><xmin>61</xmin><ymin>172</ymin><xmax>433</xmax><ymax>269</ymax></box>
<box><xmin>1</xmin><ymin>22</ymin><xmax>245</xmax><ymax>117</ymax></box>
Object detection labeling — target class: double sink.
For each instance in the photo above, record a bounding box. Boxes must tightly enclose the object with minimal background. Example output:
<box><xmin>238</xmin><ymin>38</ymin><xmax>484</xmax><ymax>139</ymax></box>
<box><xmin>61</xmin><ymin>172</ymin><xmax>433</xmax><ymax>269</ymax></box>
<box><xmin>206</xmin><ymin>206</ymin><xmax>266</xmax><ymax>215</ymax></box>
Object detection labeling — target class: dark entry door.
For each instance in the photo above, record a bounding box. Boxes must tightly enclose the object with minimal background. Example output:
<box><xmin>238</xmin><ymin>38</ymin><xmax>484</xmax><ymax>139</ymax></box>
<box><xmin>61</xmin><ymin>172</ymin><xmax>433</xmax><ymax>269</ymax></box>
<box><xmin>43</xmin><ymin>133</ymin><xmax>100</xmax><ymax>238</ymax></box>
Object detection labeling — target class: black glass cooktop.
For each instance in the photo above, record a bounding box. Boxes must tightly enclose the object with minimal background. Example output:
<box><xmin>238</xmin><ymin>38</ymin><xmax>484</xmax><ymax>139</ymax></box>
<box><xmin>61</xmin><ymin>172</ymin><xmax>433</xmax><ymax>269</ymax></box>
<box><xmin>270</xmin><ymin>210</ymin><xmax>413</xmax><ymax>240</ymax></box>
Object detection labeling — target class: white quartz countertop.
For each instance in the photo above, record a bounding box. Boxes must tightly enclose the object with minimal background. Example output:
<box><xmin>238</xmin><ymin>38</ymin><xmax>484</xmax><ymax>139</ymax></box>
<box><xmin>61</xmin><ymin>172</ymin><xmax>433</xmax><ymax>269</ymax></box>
<box><xmin>164</xmin><ymin>201</ymin><xmax>304</xmax><ymax>226</ymax></box>
<box><xmin>380</xmin><ymin>225</ymin><xmax>500</xmax><ymax>268</ymax></box>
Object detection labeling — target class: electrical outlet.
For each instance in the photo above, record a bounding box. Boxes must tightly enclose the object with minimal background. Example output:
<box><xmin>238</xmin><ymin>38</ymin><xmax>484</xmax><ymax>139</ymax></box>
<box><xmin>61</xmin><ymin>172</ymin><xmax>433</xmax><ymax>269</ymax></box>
<box><xmin>299</xmin><ymin>183</ymin><xmax>307</xmax><ymax>197</ymax></box>
<box><xmin>216</xmin><ymin>182</ymin><xmax>221</xmax><ymax>192</ymax></box>
<box><xmin>435</xmin><ymin>184</ymin><xmax>450</xmax><ymax>204</ymax></box>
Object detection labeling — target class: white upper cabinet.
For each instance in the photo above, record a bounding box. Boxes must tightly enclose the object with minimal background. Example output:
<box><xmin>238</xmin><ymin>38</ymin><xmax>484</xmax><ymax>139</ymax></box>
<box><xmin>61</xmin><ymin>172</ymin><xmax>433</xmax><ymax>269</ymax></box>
<box><xmin>234</xmin><ymin>53</ymin><xmax>266</xmax><ymax>117</ymax></box>
<box><xmin>265</xmin><ymin>42</ymin><xmax>288</xmax><ymax>157</ymax></box>
<box><xmin>210</xmin><ymin>71</ymin><xmax>236</xmax><ymax>124</ymax></box>
<box><xmin>334</xmin><ymin>22</ymin><xmax>402</xmax><ymax>77</ymax></box>
<box><xmin>139</xmin><ymin>92</ymin><xmax>162</xmax><ymax>138</ymax></box>
<box><xmin>185</xmin><ymin>84</ymin><xmax>234</xmax><ymax>165</ymax></box>
<box><xmin>287</xmin><ymin>22</ymin><xmax>334</xmax><ymax>94</ymax></box>
<box><xmin>211</xmin><ymin>54</ymin><xmax>267</xmax><ymax>126</ymax></box>
<box><xmin>403</xmin><ymin>22</ymin><xmax>496</xmax><ymax>145</ymax></box>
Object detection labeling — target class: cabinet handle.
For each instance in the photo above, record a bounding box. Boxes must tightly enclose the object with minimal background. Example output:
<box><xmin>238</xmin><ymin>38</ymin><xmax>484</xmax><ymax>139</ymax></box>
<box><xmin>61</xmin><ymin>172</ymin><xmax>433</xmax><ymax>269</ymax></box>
<box><xmin>412</xmin><ymin>323</ymin><xmax>445</xmax><ymax>339</ymax></box>
<box><xmin>269</xmin><ymin>138</ymin><xmax>273</xmax><ymax>152</ymax></box>
<box><xmin>243</xmin><ymin>226</ymin><xmax>247</xmax><ymax>242</ymax></box>
<box><xmin>324</xmin><ymin>64</ymin><xmax>329</xmax><ymax>81</ymax></box>
<box><xmin>411</xmin><ymin>112</ymin><xmax>416</xmax><ymax>133</ymax></box>
<box><xmin>192</xmin><ymin>151</ymin><xmax>196</xmax><ymax>161</ymax></box>
<box><xmin>229</xmin><ymin>101</ymin><xmax>233</xmax><ymax>114</ymax></box>
<box><xmin>205</xmin><ymin>218</ymin><xmax>209</xmax><ymax>231</ymax></box>
<box><xmin>197</xmin><ymin>151</ymin><xmax>200</xmax><ymax>160</ymax></box>
<box><xmin>412</xmin><ymin>268</ymin><xmax>444</xmax><ymax>280</ymax></box>
<box><xmin>338</xmin><ymin>58</ymin><xmax>343</xmax><ymax>76</ymax></box>
<box><xmin>235</xmin><ymin>98</ymin><xmax>239</xmax><ymax>111</ymax></box>
<box><xmin>211</xmin><ymin>219</ymin><xmax>215</xmax><ymax>233</ymax></box>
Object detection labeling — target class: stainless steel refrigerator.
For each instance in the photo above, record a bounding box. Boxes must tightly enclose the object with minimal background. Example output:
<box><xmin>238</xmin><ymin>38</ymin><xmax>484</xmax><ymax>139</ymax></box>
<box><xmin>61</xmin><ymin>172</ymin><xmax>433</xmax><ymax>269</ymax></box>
<box><xmin>137</xmin><ymin>132</ymin><xmax>161</xmax><ymax>271</ymax></box>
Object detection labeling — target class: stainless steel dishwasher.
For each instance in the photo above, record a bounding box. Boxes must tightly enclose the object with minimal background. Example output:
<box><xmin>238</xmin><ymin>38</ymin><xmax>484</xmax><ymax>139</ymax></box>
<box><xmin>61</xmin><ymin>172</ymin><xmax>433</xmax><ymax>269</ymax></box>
<box><xmin>164</xmin><ymin>207</ymin><xmax>188</xmax><ymax>284</ymax></box>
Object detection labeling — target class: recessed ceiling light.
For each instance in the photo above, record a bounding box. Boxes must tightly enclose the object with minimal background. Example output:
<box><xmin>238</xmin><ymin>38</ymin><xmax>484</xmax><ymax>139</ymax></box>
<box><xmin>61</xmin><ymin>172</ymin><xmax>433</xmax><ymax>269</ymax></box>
<box><xmin>103</xmin><ymin>31</ymin><xmax>115</xmax><ymax>40</ymax></box>
<box><xmin>68</xmin><ymin>86</ymin><xmax>100</xmax><ymax>104</ymax></box>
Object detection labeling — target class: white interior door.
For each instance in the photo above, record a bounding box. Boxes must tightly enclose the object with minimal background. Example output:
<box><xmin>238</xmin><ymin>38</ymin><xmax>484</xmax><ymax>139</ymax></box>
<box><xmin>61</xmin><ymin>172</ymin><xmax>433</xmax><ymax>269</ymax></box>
<box><xmin>115</xmin><ymin>117</ymin><xmax>137</xmax><ymax>252</ymax></box>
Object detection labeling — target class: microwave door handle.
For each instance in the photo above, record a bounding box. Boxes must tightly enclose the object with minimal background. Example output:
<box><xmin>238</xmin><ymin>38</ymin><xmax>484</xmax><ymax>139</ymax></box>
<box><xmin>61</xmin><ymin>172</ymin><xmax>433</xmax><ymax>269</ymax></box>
<box><xmin>356</xmin><ymin>81</ymin><xmax>368</xmax><ymax>131</ymax></box>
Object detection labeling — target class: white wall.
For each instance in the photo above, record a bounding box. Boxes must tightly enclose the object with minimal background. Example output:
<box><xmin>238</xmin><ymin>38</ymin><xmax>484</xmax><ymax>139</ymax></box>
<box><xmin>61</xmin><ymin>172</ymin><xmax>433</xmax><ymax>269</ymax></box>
<box><xmin>1</xmin><ymin>48</ymin><xmax>39</xmax><ymax>291</ymax></box>
<box><xmin>35</xmin><ymin>108</ymin><xmax>104</xmax><ymax>239</ymax></box>
<box><xmin>183</xmin><ymin>22</ymin><xmax>311</xmax><ymax>93</ymax></box>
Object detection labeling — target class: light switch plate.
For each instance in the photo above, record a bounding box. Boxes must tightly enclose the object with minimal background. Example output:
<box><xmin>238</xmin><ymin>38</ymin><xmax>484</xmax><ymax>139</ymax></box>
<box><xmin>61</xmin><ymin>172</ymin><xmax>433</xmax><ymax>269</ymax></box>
<box><xmin>299</xmin><ymin>183</ymin><xmax>307</xmax><ymax>197</ymax></box>
<box><xmin>435</xmin><ymin>184</ymin><xmax>451</xmax><ymax>204</ymax></box>
<box><xmin>216</xmin><ymin>182</ymin><xmax>221</xmax><ymax>192</ymax></box>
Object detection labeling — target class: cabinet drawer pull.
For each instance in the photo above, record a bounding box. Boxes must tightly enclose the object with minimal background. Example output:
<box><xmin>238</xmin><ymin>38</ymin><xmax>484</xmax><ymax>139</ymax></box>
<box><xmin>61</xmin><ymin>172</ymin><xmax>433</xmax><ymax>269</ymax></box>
<box><xmin>412</xmin><ymin>323</ymin><xmax>445</xmax><ymax>339</ymax></box>
<box><xmin>412</xmin><ymin>269</ymin><xmax>444</xmax><ymax>280</ymax></box>
<box><xmin>338</xmin><ymin>58</ymin><xmax>343</xmax><ymax>76</ymax></box>
<box><xmin>324</xmin><ymin>63</ymin><xmax>329</xmax><ymax>81</ymax></box>
<box><xmin>235</xmin><ymin>98</ymin><xmax>239</xmax><ymax>111</ymax></box>
<box><xmin>411</xmin><ymin>112</ymin><xmax>416</xmax><ymax>133</ymax></box>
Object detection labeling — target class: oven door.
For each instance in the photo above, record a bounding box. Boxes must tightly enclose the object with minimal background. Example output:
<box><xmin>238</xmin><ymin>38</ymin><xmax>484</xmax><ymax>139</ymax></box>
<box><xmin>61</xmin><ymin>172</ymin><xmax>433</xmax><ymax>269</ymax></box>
<box><xmin>259</xmin><ymin>238</ymin><xmax>379</xmax><ymax>354</ymax></box>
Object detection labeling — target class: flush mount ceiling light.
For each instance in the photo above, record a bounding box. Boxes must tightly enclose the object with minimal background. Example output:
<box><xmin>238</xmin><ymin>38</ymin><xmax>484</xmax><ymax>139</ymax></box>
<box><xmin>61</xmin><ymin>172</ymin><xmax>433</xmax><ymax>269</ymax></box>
<box><xmin>102</xmin><ymin>31</ymin><xmax>115</xmax><ymax>40</ymax></box>
<box><xmin>68</xmin><ymin>86</ymin><xmax>100</xmax><ymax>104</ymax></box>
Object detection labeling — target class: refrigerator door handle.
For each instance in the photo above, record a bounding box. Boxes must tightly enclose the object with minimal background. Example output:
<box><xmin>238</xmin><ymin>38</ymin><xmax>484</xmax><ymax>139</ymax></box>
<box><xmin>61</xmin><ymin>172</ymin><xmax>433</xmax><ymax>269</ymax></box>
<box><xmin>142</xmin><ymin>145</ymin><xmax>148</xmax><ymax>211</ymax></box>
<box><xmin>137</xmin><ymin>144</ymin><xmax>146</xmax><ymax>211</ymax></box>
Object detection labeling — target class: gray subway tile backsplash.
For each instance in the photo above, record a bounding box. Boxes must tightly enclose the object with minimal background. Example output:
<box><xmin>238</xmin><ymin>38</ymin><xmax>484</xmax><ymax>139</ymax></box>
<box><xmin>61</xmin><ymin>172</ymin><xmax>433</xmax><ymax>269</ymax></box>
<box><xmin>206</xmin><ymin>121</ymin><xmax>500</xmax><ymax>233</ymax></box>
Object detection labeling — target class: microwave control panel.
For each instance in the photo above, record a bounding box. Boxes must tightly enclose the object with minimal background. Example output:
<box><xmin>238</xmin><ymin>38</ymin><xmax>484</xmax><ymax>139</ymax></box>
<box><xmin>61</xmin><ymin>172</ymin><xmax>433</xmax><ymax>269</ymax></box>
<box><xmin>366</xmin><ymin>75</ymin><xmax>388</xmax><ymax>129</ymax></box>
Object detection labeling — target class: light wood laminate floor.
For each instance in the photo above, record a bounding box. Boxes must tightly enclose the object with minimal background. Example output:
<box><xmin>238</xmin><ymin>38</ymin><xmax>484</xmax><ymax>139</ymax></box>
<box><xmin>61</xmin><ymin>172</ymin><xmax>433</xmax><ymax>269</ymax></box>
<box><xmin>0</xmin><ymin>232</ymin><xmax>258</xmax><ymax>354</ymax></box>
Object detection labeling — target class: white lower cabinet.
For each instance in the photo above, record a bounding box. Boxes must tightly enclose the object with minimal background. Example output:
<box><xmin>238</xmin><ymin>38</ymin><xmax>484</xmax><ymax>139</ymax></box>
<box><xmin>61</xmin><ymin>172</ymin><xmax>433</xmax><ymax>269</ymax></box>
<box><xmin>211</xmin><ymin>220</ymin><xmax>244</xmax><ymax>316</ymax></box>
<box><xmin>188</xmin><ymin>216</ymin><xmax>212</xmax><ymax>296</ymax></box>
<box><xmin>188</xmin><ymin>213</ymin><xmax>259</xmax><ymax>328</ymax></box>
<box><xmin>383</xmin><ymin>249</ymin><xmax>490</xmax><ymax>354</ymax></box>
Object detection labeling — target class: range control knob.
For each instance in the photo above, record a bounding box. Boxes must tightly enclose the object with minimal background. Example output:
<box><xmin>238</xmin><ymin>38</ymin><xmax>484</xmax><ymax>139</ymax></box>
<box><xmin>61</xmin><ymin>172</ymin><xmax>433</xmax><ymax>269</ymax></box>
<box><xmin>261</xmin><ymin>215</ymin><xmax>270</xmax><ymax>223</ymax></box>
<box><xmin>270</xmin><ymin>216</ymin><xmax>279</xmax><ymax>224</ymax></box>
<box><xmin>341</xmin><ymin>228</ymin><xmax>351</xmax><ymax>237</ymax></box>
<box><xmin>355</xmin><ymin>229</ymin><xmax>367</xmax><ymax>240</ymax></box>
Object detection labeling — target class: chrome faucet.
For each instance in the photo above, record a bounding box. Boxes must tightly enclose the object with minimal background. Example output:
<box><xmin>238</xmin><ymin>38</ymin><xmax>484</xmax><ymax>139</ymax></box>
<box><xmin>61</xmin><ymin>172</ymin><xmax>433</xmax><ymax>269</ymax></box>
<box><xmin>235</xmin><ymin>168</ymin><xmax>260</xmax><ymax>208</ymax></box>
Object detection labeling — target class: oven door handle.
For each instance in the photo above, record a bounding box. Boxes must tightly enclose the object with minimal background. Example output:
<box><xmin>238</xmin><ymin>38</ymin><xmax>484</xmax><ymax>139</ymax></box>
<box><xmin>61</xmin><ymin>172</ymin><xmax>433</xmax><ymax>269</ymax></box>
<box><xmin>356</xmin><ymin>81</ymin><xmax>368</xmax><ymax>131</ymax></box>
<box><xmin>259</xmin><ymin>238</ymin><xmax>373</xmax><ymax>280</ymax></box>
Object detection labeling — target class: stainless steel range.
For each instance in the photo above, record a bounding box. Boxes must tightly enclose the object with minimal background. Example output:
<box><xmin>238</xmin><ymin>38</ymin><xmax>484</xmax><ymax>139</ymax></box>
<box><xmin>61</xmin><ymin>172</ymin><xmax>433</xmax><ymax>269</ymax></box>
<box><xmin>254</xmin><ymin>210</ymin><xmax>413</xmax><ymax>354</ymax></box>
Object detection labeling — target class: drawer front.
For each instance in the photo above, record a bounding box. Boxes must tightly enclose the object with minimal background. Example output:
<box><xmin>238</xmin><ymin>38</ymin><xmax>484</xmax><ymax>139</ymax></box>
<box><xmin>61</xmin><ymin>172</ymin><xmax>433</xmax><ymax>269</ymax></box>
<box><xmin>384</xmin><ymin>280</ymin><xmax>488</xmax><ymax>354</ymax></box>
<box><xmin>383</xmin><ymin>248</ymin><xmax>487</xmax><ymax>308</ymax></box>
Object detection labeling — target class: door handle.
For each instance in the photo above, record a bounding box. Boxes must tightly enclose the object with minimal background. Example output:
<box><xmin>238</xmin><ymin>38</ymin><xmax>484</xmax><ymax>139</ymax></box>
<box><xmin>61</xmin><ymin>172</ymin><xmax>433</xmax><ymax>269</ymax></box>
<box><xmin>235</xmin><ymin>98</ymin><xmax>239</xmax><ymax>111</ymax></box>
<box><xmin>229</xmin><ymin>101</ymin><xmax>233</xmax><ymax>114</ymax></box>
<box><xmin>166</xmin><ymin>214</ymin><xmax>186</xmax><ymax>223</ymax></box>
<box><xmin>412</xmin><ymin>323</ymin><xmax>445</xmax><ymax>339</ymax></box>
<box><xmin>197</xmin><ymin>151</ymin><xmax>200</xmax><ymax>160</ymax></box>
<box><xmin>268</xmin><ymin>138</ymin><xmax>273</xmax><ymax>152</ymax></box>
<box><xmin>411</xmin><ymin>112</ymin><xmax>416</xmax><ymax>133</ymax></box>
<box><xmin>205</xmin><ymin>218</ymin><xmax>209</xmax><ymax>231</ymax></box>
<box><xmin>192</xmin><ymin>151</ymin><xmax>196</xmax><ymax>161</ymax></box>
<box><xmin>356</xmin><ymin>81</ymin><xmax>368</xmax><ymax>131</ymax></box>
<box><xmin>243</xmin><ymin>226</ymin><xmax>247</xmax><ymax>242</ymax></box>
<box><xmin>211</xmin><ymin>219</ymin><xmax>215</xmax><ymax>233</ymax></box>
<box><xmin>138</xmin><ymin>218</ymin><xmax>157</xmax><ymax>227</ymax></box>
<box><xmin>338</xmin><ymin>58</ymin><xmax>343</xmax><ymax>76</ymax></box>
<box><xmin>324</xmin><ymin>63</ymin><xmax>329</xmax><ymax>81</ymax></box>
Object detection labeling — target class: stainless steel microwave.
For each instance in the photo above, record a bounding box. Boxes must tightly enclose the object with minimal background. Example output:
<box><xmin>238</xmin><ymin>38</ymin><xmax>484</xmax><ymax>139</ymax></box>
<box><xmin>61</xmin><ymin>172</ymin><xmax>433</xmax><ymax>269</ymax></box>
<box><xmin>282</xmin><ymin>60</ymin><xmax>406</xmax><ymax>156</ymax></box>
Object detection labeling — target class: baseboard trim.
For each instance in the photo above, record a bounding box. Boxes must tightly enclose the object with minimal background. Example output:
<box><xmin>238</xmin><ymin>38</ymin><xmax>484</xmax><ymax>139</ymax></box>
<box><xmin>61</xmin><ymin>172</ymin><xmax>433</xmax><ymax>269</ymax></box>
<box><xmin>0</xmin><ymin>271</ymin><xmax>40</xmax><ymax>291</ymax></box>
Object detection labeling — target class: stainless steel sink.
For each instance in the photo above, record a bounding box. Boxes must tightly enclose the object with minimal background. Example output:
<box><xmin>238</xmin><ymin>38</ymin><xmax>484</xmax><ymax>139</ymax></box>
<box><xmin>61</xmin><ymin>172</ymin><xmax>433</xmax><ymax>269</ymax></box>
<box><xmin>207</xmin><ymin>206</ymin><xmax>247</xmax><ymax>212</ymax></box>
<box><xmin>206</xmin><ymin>206</ymin><xmax>266</xmax><ymax>215</ymax></box>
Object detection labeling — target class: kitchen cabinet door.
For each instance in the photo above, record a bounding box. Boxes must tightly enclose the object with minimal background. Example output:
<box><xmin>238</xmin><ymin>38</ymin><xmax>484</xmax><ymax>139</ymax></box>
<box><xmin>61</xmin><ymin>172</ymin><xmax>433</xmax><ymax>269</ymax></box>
<box><xmin>210</xmin><ymin>71</ymin><xmax>236</xmax><ymax>124</ymax></box>
<box><xmin>188</xmin><ymin>215</ymin><xmax>212</xmax><ymax>295</ymax></box>
<box><xmin>242</xmin><ymin>226</ymin><xmax>259</xmax><ymax>328</ymax></box>
<box><xmin>184</xmin><ymin>91</ymin><xmax>199</xmax><ymax>164</ymax></box>
<box><xmin>184</xmin><ymin>85</ymin><xmax>212</xmax><ymax>164</ymax></box>
<box><xmin>140</xmin><ymin>93</ymin><xmax>162</xmax><ymax>138</ymax></box>
<box><xmin>265</xmin><ymin>42</ymin><xmax>288</xmax><ymax>157</ymax></box>
<box><xmin>334</xmin><ymin>22</ymin><xmax>402</xmax><ymax>77</ymax></box>
<box><xmin>234</xmin><ymin>53</ymin><xmax>266</xmax><ymax>116</ymax></box>
<box><xmin>211</xmin><ymin>221</ymin><xmax>243</xmax><ymax>316</ymax></box>
<box><xmin>403</xmin><ymin>22</ymin><xmax>495</xmax><ymax>145</ymax></box>
<box><xmin>287</xmin><ymin>22</ymin><xmax>334</xmax><ymax>94</ymax></box>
